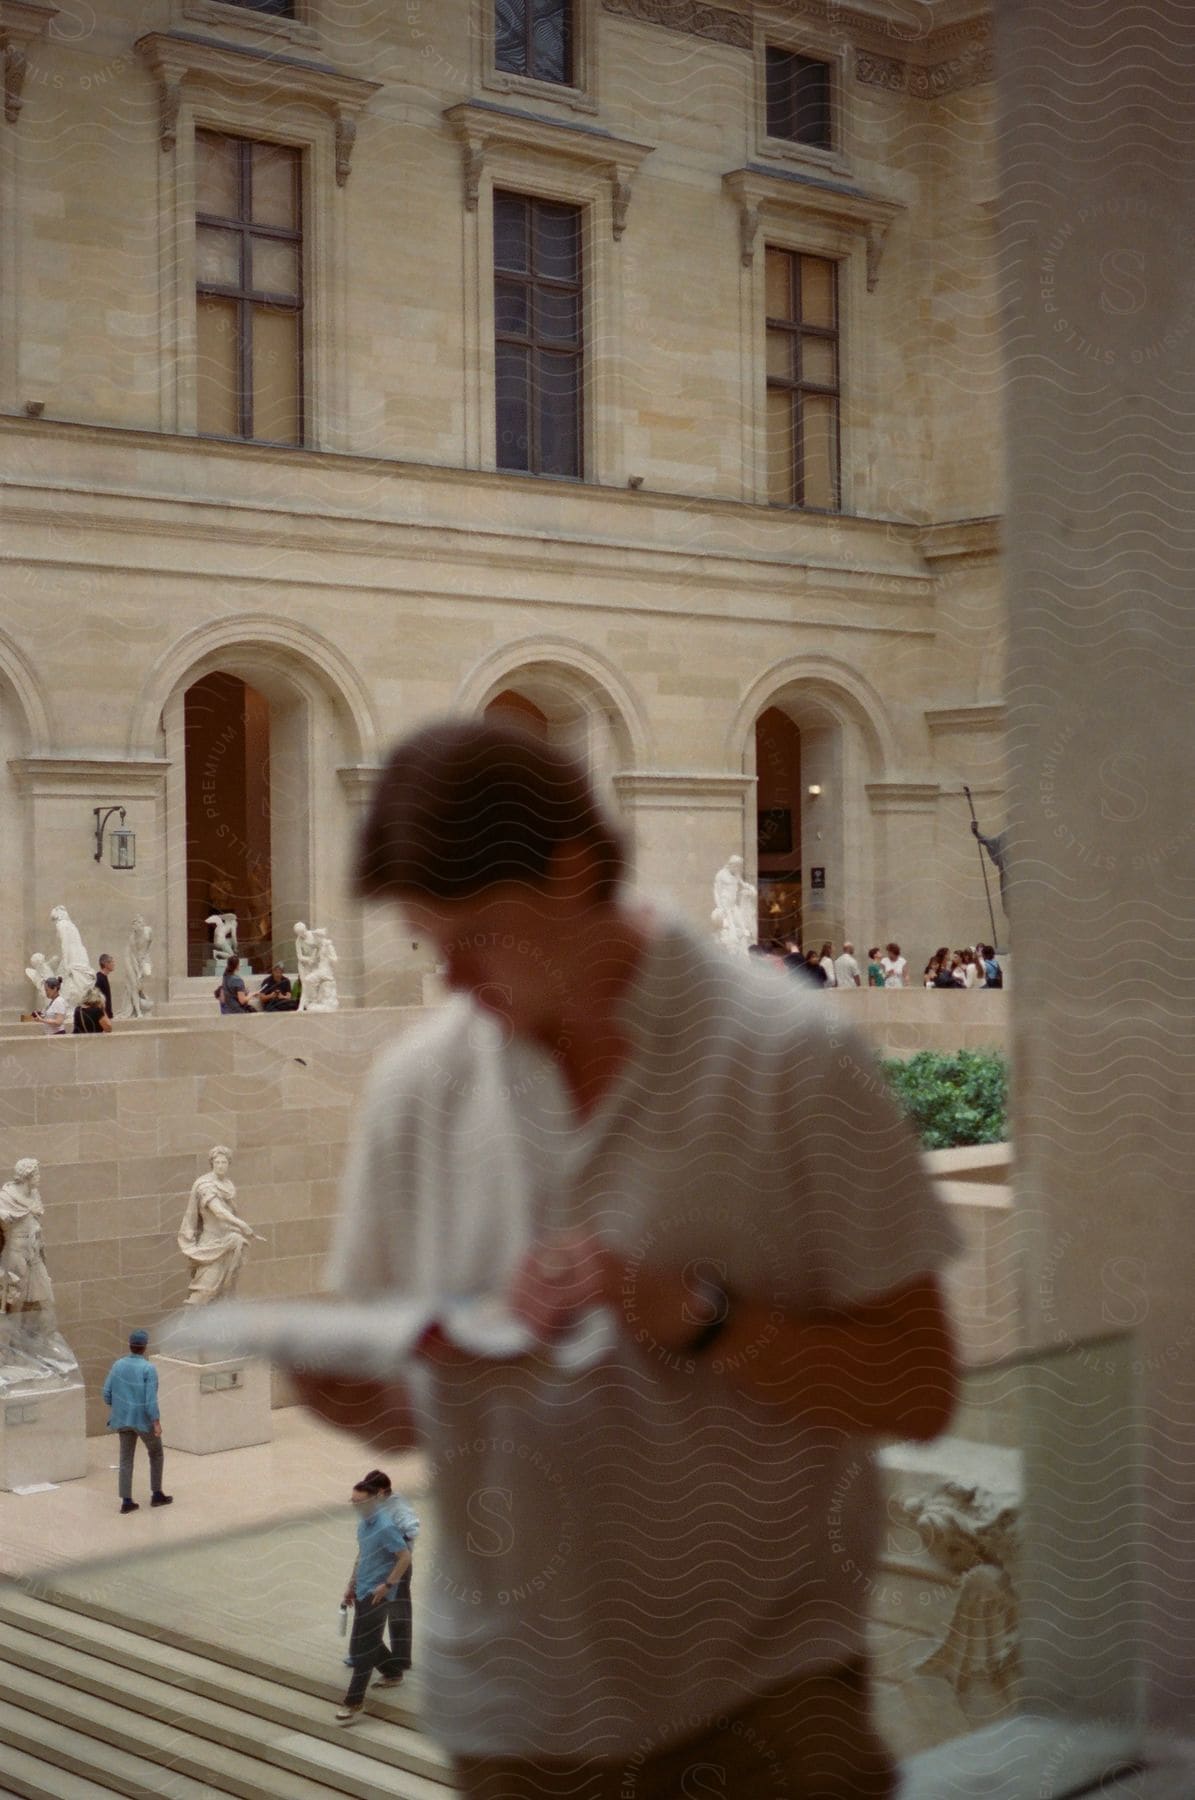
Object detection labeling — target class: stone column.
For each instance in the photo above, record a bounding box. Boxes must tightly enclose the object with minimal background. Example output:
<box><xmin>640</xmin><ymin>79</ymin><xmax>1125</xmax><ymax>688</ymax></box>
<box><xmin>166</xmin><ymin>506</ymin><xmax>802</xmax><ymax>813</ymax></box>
<box><xmin>1001</xmin><ymin>0</ymin><xmax>1195</xmax><ymax>1729</ymax></box>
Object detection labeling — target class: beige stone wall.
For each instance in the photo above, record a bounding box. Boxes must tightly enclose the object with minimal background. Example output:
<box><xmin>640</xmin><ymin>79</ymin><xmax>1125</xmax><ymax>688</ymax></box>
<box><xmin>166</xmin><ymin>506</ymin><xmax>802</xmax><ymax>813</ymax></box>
<box><xmin>0</xmin><ymin>1009</ymin><xmax>421</xmax><ymax>1434</ymax></box>
<box><xmin>0</xmin><ymin>0</ymin><xmax>1003</xmax><ymax>1018</ymax></box>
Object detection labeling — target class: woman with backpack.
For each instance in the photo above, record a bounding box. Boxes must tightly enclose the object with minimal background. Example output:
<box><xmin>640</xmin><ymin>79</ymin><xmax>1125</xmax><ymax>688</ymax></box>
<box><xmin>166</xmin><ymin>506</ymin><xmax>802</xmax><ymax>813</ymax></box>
<box><xmin>216</xmin><ymin>954</ymin><xmax>253</xmax><ymax>1015</ymax></box>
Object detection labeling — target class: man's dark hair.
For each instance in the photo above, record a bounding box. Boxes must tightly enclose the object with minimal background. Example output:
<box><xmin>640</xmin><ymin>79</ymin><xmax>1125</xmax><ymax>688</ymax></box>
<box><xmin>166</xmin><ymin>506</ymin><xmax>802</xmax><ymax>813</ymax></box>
<box><xmin>356</xmin><ymin>718</ymin><xmax>628</xmax><ymax>903</ymax></box>
<box><xmin>360</xmin><ymin>1469</ymin><xmax>391</xmax><ymax>1495</ymax></box>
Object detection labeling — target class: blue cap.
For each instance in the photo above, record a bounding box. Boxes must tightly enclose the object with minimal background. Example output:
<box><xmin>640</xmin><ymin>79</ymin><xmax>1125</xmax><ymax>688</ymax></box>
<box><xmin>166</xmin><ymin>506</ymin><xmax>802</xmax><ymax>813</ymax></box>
<box><xmin>128</xmin><ymin>1329</ymin><xmax>149</xmax><ymax>1348</ymax></box>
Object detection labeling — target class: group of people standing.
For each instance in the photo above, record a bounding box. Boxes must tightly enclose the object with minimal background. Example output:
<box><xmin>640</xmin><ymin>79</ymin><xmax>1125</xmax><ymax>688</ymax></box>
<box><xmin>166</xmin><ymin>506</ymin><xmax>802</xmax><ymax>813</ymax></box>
<box><xmin>748</xmin><ymin>939</ymin><xmax>1003</xmax><ymax>990</ymax></box>
<box><xmin>33</xmin><ymin>953</ymin><xmax>116</xmax><ymax>1035</ymax></box>
<box><xmin>920</xmin><ymin>945</ymin><xmax>1004</xmax><ymax>989</ymax></box>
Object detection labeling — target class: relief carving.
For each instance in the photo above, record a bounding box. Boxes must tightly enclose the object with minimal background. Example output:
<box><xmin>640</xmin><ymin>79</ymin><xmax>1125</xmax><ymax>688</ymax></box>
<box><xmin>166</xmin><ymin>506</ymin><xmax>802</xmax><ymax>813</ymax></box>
<box><xmin>601</xmin><ymin>0</ymin><xmax>751</xmax><ymax>52</ymax></box>
<box><xmin>2</xmin><ymin>40</ymin><xmax>27</xmax><ymax>125</ymax></box>
<box><xmin>900</xmin><ymin>1482</ymin><xmax>1021</xmax><ymax>1695</ymax></box>
<box><xmin>855</xmin><ymin>49</ymin><xmax>907</xmax><ymax>94</ymax></box>
<box><xmin>334</xmin><ymin>107</ymin><xmax>358</xmax><ymax>187</ymax></box>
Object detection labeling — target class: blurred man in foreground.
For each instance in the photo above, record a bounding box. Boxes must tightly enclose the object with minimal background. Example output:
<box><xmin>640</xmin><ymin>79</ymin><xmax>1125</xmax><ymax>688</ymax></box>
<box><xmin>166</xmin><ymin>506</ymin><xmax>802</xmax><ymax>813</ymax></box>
<box><xmin>298</xmin><ymin>717</ymin><xmax>960</xmax><ymax>1799</ymax></box>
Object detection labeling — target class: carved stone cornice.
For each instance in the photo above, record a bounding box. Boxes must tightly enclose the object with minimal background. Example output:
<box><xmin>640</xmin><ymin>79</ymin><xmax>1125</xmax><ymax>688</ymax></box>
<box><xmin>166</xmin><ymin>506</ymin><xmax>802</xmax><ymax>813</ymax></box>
<box><xmin>133</xmin><ymin>31</ymin><xmax>381</xmax><ymax>183</ymax></box>
<box><xmin>0</xmin><ymin>0</ymin><xmax>57</xmax><ymax>125</ymax></box>
<box><xmin>722</xmin><ymin>165</ymin><xmax>903</xmax><ymax>289</ymax></box>
<box><xmin>9</xmin><ymin>756</ymin><xmax>171</xmax><ymax>797</ymax></box>
<box><xmin>600</xmin><ymin>0</ymin><xmax>750</xmax><ymax>50</ymax></box>
<box><xmin>612</xmin><ymin>770</ymin><xmax>755</xmax><ymax>810</ymax></box>
<box><xmin>444</xmin><ymin>100</ymin><xmax>653</xmax><ymax>239</ymax></box>
<box><xmin>918</xmin><ymin>516</ymin><xmax>1001</xmax><ymax>565</ymax></box>
<box><xmin>855</xmin><ymin>17</ymin><xmax>994</xmax><ymax>100</ymax></box>
<box><xmin>925</xmin><ymin>704</ymin><xmax>1005</xmax><ymax>737</ymax></box>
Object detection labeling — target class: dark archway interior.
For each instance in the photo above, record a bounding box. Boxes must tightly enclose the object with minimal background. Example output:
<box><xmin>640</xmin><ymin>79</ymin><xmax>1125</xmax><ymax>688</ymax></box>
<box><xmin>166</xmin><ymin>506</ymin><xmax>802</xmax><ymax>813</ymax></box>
<box><xmin>184</xmin><ymin>670</ymin><xmax>273</xmax><ymax>975</ymax></box>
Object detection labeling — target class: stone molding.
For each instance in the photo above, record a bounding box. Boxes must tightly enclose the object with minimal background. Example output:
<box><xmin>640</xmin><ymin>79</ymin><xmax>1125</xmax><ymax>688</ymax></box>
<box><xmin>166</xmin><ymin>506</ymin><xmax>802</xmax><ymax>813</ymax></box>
<box><xmin>722</xmin><ymin>164</ymin><xmax>902</xmax><ymax>287</ymax></box>
<box><xmin>336</xmin><ymin>764</ymin><xmax>382</xmax><ymax>804</ymax></box>
<box><xmin>866</xmin><ymin>779</ymin><xmax>941</xmax><ymax>814</ymax></box>
<box><xmin>612</xmin><ymin>770</ymin><xmax>755</xmax><ymax>811</ymax></box>
<box><xmin>443</xmin><ymin>99</ymin><xmax>652</xmax><ymax>237</ymax></box>
<box><xmin>855</xmin><ymin>18</ymin><xmax>994</xmax><ymax>100</ymax></box>
<box><xmin>9</xmin><ymin>756</ymin><xmax>171</xmax><ymax>798</ymax></box>
<box><xmin>918</xmin><ymin>516</ymin><xmax>1001</xmax><ymax>566</ymax></box>
<box><xmin>600</xmin><ymin>0</ymin><xmax>750</xmax><ymax>50</ymax></box>
<box><xmin>133</xmin><ymin>31</ymin><xmax>381</xmax><ymax>183</ymax></box>
<box><xmin>179</xmin><ymin>0</ymin><xmax>320</xmax><ymax>52</ymax></box>
<box><xmin>925</xmin><ymin>704</ymin><xmax>1005</xmax><ymax>737</ymax></box>
<box><xmin>0</xmin><ymin>0</ymin><xmax>57</xmax><ymax>126</ymax></box>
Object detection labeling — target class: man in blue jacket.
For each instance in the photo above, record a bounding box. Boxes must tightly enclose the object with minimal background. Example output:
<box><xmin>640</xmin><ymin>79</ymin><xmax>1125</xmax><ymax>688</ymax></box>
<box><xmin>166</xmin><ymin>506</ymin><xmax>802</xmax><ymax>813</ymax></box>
<box><xmin>102</xmin><ymin>1329</ymin><xmax>173</xmax><ymax>1515</ymax></box>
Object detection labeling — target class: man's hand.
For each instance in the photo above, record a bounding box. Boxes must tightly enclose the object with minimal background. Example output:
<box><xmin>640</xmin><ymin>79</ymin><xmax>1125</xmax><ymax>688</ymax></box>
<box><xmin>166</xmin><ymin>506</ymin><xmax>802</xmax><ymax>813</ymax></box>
<box><xmin>151</xmin><ymin>1420</ymin><xmax>162</xmax><ymax>1438</ymax></box>
<box><xmin>343</xmin><ymin>1587</ymin><xmax>356</xmax><ymax>1608</ymax></box>
<box><xmin>290</xmin><ymin>1370</ymin><xmax>419</xmax><ymax>1454</ymax></box>
<box><xmin>507</xmin><ymin>1232</ymin><xmax>624</xmax><ymax>1341</ymax></box>
<box><xmin>368</xmin><ymin>1584</ymin><xmax>389</xmax><ymax>1606</ymax></box>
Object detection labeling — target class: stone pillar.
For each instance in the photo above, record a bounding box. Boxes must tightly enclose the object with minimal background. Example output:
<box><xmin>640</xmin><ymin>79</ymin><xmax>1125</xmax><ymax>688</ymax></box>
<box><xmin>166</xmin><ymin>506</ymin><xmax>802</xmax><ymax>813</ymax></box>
<box><xmin>1001</xmin><ymin>0</ymin><xmax>1195</xmax><ymax>1728</ymax></box>
<box><xmin>612</xmin><ymin>771</ymin><xmax>755</xmax><ymax>940</ymax></box>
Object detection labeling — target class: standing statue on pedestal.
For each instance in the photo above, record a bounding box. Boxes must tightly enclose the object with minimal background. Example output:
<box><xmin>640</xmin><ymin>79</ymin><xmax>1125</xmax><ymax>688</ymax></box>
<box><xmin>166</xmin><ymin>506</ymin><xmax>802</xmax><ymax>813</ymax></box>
<box><xmin>205</xmin><ymin>912</ymin><xmax>237</xmax><ymax>978</ymax></box>
<box><xmin>0</xmin><ymin>1158</ymin><xmax>80</xmax><ymax>1392</ymax></box>
<box><xmin>0</xmin><ymin>1159</ymin><xmax>54</xmax><ymax>1319</ymax></box>
<box><xmin>123</xmin><ymin>915</ymin><xmax>154</xmax><ymax>1019</ymax></box>
<box><xmin>711</xmin><ymin>855</ymin><xmax>758</xmax><ymax>959</ymax></box>
<box><xmin>178</xmin><ymin>1146</ymin><xmax>266</xmax><ymax>1306</ymax></box>
<box><xmin>294</xmin><ymin>921</ymin><xmax>340</xmax><ymax>1011</ymax></box>
<box><xmin>49</xmin><ymin>906</ymin><xmax>94</xmax><ymax>1013</ymax></box>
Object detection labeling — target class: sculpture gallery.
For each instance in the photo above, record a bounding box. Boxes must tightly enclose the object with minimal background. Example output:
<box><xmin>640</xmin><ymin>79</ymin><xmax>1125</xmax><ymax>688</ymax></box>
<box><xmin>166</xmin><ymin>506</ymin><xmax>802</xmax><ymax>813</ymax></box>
<box><xmin>177</xmin><ymin>1146</ymin><xmax>265</xmax><ymax>1305</ymax></box>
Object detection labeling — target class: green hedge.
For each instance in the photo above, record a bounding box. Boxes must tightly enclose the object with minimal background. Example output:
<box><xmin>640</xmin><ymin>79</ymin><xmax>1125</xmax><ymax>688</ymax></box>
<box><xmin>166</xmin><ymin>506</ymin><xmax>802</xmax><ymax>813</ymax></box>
<box><xmin>879</xmin><ymin>1049</ymin><xmax>1008</xmax><ymax>1150</ymax></box>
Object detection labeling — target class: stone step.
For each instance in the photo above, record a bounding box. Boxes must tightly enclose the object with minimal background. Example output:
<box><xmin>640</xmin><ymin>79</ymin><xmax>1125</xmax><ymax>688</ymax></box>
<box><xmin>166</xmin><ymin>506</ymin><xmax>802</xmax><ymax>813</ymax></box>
<box><xmin>0</xmin><ymin>1585</ymin><xmax>451</xmax><ymax>1787</ymax></box>
<box><xmin>0</xmin><ymin>1693</ymin><xmax>217</xmax><ymax>1800</ymax></box>
<box><xmin>0</xmin><ymin>1635</ymin><xmax>421</xmax><ymax>1800</ymax></box>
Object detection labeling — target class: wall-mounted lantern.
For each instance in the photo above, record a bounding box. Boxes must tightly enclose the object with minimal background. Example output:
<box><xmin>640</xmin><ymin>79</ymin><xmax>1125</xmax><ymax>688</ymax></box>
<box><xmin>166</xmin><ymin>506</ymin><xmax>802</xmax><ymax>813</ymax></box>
<box><xmin>94</xmin><ymin>805</ymin><xmax>135</xmax><ymax>869</ymax></box>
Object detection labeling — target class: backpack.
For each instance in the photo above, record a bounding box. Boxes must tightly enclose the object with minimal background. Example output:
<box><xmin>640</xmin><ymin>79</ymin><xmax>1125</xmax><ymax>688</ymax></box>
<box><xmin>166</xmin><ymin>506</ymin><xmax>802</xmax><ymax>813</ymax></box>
<box><xmin>985</xmin><ymin>959</ymin><xmax>1003</xmax><ymax>988</ymax></box>
<box><xmin>933</xmin><ymin>967</ymin><xmax>960</xmax><ymax>988</ymax></box>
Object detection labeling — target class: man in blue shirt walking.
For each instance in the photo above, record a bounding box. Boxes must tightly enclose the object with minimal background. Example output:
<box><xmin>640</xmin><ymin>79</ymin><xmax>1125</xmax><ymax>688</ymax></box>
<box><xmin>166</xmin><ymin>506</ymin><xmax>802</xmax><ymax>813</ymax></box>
<box><xmin>336</xmin><ymin>1472</ymin><xmax>412</xmax><ymax>1725</ymax></box>
<box><xmin>101</xmin><ymin>1329</ymin><xmax>172</xmax><ymax>1515</ymax></box>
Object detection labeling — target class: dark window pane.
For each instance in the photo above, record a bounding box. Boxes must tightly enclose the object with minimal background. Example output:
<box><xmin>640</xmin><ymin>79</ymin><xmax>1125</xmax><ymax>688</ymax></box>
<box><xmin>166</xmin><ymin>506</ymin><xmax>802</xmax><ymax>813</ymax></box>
<box><xmin>535</xmin><ymin>285</ymin><xmax>580</xmax><ymax>344</ymax></box>
<box><xmin>536</xmin><ymin>350</ymin><xmax>580</xmax><ymax>477</ymax></box>
<box><xmin>495</xmin><ymin>277</ymin><xmax>531</xmax><ymax>337</ymax></box>
<box><xmin>766</xmin><ymin>48</ymin><xmax>833</xmax><ymax>149</ymax></box>
<box><xmin>224</xmin><ymin>0</ymin><xmax>295</xmax><ymax>13</ymax></box>
<box><xmin>496</xmin><ymin>343</ymin><xmax>532</xmax><ymax>470</ymax></box>
<box><xmin>800</xmin><ymin>335</ymin><xmax>836</xmax><ymax>387</ymax></box>
<box><xmin>534</xmin><ymin>202</ymin><xmax>580</xmax><ymax>282</ymax></box>
<box><xmin>532</xmin><ymin>0</ymin><xmax>570</xmax><ymax>84</ymax></box>
<box><xmin>494</xmin><ymin>192</ymin><xmax>530</xmax><ymax>272</ymax></box>
<box><xmin>495</xmin><ymin>0</ymin><xmax>528</xmax><ymax>75</ymax></box>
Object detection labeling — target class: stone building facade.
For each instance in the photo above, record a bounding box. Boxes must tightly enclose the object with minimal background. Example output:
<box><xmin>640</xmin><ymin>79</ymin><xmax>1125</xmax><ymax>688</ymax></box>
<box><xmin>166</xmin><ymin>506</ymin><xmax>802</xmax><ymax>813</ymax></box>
<box><xmin>0</xmin><ymin>0</ymin><xmax>1002</xmax><ymax>1015</ymax></box>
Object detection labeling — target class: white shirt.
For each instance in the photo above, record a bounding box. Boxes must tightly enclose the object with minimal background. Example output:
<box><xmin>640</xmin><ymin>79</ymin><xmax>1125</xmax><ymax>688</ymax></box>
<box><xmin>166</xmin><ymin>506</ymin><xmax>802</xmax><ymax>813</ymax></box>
<box><xmin>41</xmin><ymin>996</ymin><xmax>67</xmax><ymax>1035</ymax></box>
<box><xmin>880</xmin><ymin>955</ymin><xmax>907</xmax><ymax>988</ymax></box>
<box><xmin>834</xmin><ymin>953</ymin><xmax>861</xmax><ymax>988</ymax></box>
<box><xmin>330</xmin><ymin>916</ymin><xmax>959</xmax><ymax>1759</ymax></box>
<box><xmin>819</xmin><ymin>954</ymin><xmax>837</xmax><ymax>985</ymax></box>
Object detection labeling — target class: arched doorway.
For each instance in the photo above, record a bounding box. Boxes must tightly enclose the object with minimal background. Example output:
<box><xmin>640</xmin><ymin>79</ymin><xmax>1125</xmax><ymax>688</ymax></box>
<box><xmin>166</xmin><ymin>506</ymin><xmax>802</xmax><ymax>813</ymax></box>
<box><xmin>742</xmin><ymin>669</ymin><xmax>891</xmax><ymax>954</ymax></box>
<box><xmin>477</xmin><ymin>664</ymin><xmax>633</xmax><ymax>809</ymax></box>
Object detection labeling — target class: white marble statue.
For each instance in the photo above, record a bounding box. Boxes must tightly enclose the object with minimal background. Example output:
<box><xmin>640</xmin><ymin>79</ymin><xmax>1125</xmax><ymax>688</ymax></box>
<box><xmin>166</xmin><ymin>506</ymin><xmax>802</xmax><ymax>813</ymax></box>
<box><xmin>123</xmin><ymin>914</ymin><xmax>154</xmax><ymax>1018</ymax></box>
<box><xmin>205</xmin><ymin>912</ymin><xmax>237</xmax><ymax>975</ymax></box>
<box><xmin>49</xmin><ymin>906</ymin><xmax>93</xmax><ymax>1012</ymax></box>
<box><xmin>24</xmin><ymin>952</ymin><xmax>58</xmax><ymax>1006</ymax></box>
<box><xmin>0</xmin><ymin>1158</ymin><xmax>80</xmax><ymax>1394</ymax></box>
<box><xmin>710</xmin><ymin>854</ymin><xmax>758</xmax><ymax>958</ymax></box>
<box><xmin>294</xmin><ymin>921</ymin><xmax>339</xmax><ymax>1012</ymax></box>
<box><xmin>178</xmin><ymin>1146</ymin><xmax>266</xmax><ymax>1306</ymax></box>
<box><xmin>901</xmin><ymin>1481</ymin><xmax>1021</xmax><ymax>1694</ymax></box>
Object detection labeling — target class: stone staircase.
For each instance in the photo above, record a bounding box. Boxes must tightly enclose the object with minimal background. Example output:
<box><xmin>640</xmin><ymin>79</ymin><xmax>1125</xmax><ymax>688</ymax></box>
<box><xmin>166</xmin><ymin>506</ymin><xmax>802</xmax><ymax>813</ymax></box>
<box><xmin>0</xmin><ymin>1584</ymin><xmax>455</xmax><ymax>1799</ymax></box>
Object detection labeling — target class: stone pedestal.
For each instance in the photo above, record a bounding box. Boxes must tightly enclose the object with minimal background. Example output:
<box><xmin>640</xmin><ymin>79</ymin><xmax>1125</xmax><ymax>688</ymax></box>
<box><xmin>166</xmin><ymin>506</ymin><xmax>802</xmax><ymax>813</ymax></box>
<box><xmin>0</xmin><ymin>1381</ymin><xmax>87</xmax><ymax>1490</ymax></box>
<box><xmin>157</xmin><ymin>1355</ymin><xmax>272</xmax><ymax>1455</ymax></box>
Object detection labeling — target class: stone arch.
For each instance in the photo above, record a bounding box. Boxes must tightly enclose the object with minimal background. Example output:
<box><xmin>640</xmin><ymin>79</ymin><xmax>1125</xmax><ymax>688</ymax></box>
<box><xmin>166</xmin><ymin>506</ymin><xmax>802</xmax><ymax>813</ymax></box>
<box><xmin>128</xmin><ymin>614</ymin><xmax>380</xmax><ymax>764</ymax></box>
<box><xmin>0</xmin><ymin>626</ymin><xmax>54</xmax><ymax>756</ymax></box>
<box><xmin>725</xmin><ymin>656</ymin><xmax>897</xmax><ymax>776</ymax></box>
<box><xmin>453</xmin><ymin>637</ymin><xmax>654</xmax><ymax>768</ymax></box>
<box><xmin>730</xmin><ymin>656</ymin><xmax>898</xmax><ymax>952</ymax></box>
<box><xmin>143</xmin><ymin>616</ymin><xmax>378</xmax><ymax>998</ymax></box>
